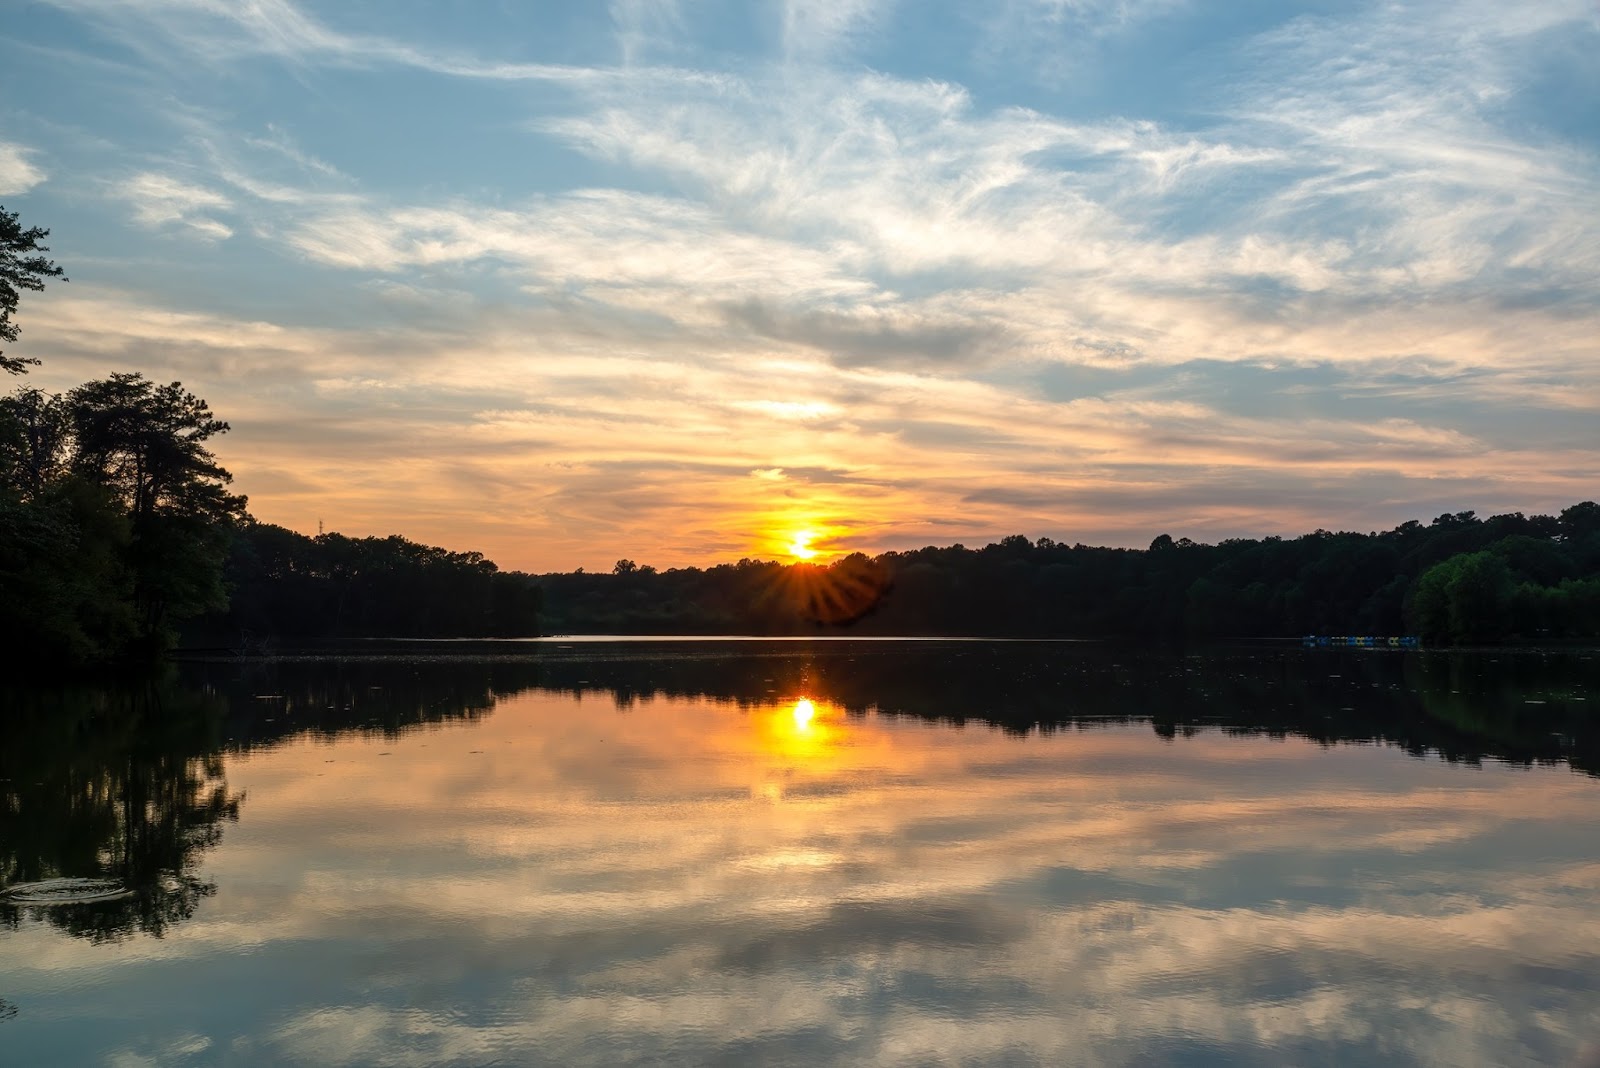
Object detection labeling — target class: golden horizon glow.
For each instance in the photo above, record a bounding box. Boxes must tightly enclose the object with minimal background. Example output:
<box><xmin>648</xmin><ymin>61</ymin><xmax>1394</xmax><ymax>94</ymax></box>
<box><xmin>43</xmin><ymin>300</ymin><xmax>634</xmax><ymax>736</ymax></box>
<box><xmin>792</xmin><ymin>698</ymin><xmax>816</xmax><ymax>730</ymax></box>
<box><xmin>787</xmin><ymin>530</ymin><xmax>820</xmax><ymax>560</ymax></box>
<box><xmin>14</xmin><ymin>0</ymin><xmax>1600</xmax><ymax>577</ymax></box>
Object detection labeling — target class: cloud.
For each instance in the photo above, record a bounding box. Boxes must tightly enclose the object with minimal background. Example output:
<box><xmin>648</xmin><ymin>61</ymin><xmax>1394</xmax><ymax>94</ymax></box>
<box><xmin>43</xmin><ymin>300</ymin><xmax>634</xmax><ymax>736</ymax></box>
<box><xmin>0</xmin><ymin>142</ymin><xmax>47</xmax><ymax>195</ymax></box>
<box><xmin>46</xmin><ymin>2</ymin><xmax>1600</xmax><ymax>363</ymax></box>
<box><xmin>37</xmin><ymin>0</ymin><xmax>434</xmax><ymax>69</ymax></box>
<box><xmin>11</xmin><ymin>0</ymin><xmax>1599</xmax><ymax>566</ymax></box>
<box><xmin>117</xmin><ymin>172</ymin><xmax>234</xmax><ymax>240</ymax></box>
<box><xmin>526</xmin><ymin>54</ymin><xmax>1598</xmax><ymax>377</ymax></box>
<box><xmin>609</xmin><ymin>0</ymin><xmax>684</xmax><ymax>66</ymax></box>
<box><xmin>720</xmin><ymin>297</ymin><xmax>1006</xmax><ymax>367</ymax></box>
<box><xmin>280</xmin><ymin>190</ymin><xmax>873</xmax><ymax>306</ymax></box>
<box><xmin>976</xmin><ymin>0</ymin><xmax>1189</xmax><ymax>83</ymax></box>
<box><xmin>23</xmin><ymin>278</ymin><xmax>1596</xmax><ymax>571</ymax></box>
<box><xmin>781</xmin><ymin>0</ymin><xmax>890</xmax><ymax>60</ymax></box>
<box><xmin>33</xmin><ymin>0</ymin><xmax>703</xmax><ymax>86</ymax></box>
<box><xmin>242</xmin><ymin>124</ymin><xmax>348</xmax><ymax>180</ymax></box>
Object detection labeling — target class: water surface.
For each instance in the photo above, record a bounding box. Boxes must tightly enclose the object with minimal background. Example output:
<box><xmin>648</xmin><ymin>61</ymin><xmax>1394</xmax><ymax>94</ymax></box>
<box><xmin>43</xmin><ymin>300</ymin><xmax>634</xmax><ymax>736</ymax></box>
<box><xmin>2</xmin><ymin>642</ymin><xmax>1598</xmax><ymax>1066</ymax></box>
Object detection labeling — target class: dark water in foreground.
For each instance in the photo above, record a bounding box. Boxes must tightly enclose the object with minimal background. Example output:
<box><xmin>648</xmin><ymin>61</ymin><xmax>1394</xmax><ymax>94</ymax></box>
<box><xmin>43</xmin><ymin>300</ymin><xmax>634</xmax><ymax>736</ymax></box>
<box><xmin>2</xmin><ymin>641</ymin><xmax>1598</xmax><ymax>1067</ymax></box>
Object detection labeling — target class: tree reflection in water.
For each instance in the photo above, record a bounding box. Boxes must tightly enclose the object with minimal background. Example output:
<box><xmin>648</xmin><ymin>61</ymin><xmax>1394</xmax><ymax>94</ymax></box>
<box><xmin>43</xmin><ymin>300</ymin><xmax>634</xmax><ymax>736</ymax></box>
<box><xmin>3</xmin><ymin>644</ymin><xmax>1596</xmax><ymax>945</ymax></box>
<box><xmin>0</xmin><ymin>659</ymin><xmax>532</xmax><ymax>942</ymax></box>
<box><xmin>0</xmin><ymin>680</ymin><xmax>239</xmax><ymax>943</ymax></box>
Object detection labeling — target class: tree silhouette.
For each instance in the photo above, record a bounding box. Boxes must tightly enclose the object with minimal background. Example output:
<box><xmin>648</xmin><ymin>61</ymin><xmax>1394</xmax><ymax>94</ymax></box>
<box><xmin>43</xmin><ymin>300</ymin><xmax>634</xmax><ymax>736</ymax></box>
<box><xmin>67</xmin><ymin>374</ymin><xmax>246</xmax><ymax>648</ymax></box>
<box><xmin>0</xmin><ymin>206</ymin><xmax>65</xmax><ymax>374</ymax></box>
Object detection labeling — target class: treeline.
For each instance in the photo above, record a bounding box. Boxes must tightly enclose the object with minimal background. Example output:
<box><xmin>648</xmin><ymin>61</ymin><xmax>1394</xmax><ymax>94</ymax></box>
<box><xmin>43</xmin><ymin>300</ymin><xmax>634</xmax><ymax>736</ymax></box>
<box><xmin>0</xmin><ymin>385</ymin><xmax>542</xmax><ymax>660</ymax></box>
<box><xmin>4</xmin><ymin>205</ymin><xmax>1597</xmax><ymax>660</ymax></box>
<box><xmin>0</xmin><ymin>383</ymin><xmax>543</xmax><ymax>661</ymax></box>
<box><xmin>6</xmin><ymin>377</ymin><xmax>1596</xmax><ymax>659</ymax></box>
<box><xmin>0</xmin><ymin>205</ymin><xmax>539</xmax><ymax>665</ymax></box>
<box><xmin>5</xmin><ymin>375</ymin><xmax>1595</xmax><ymax>658</ymax></box>
<box><xmin>0</xmin><ymin>377</ymin><xmax>244</xmax><ymax>663</ymax></box>
<box><xmin>537</xmin><ymin>504</ymin><xmax>1600</xmax><ymax>643</ymax></box>
<box><xmin>197</xmin><ymin>522</ymin><xmax>542</xmax><ymax>645</ymax></box>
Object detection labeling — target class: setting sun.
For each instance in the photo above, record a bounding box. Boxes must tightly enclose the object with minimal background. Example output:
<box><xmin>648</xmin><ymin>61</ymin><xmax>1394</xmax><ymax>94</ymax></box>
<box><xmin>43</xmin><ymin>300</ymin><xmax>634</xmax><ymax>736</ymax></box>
<box><xmin>792</xmin><ymin>698</ymin><xmax>816</xmax><ymax>729</ymax></box>
<box><xmin>788</xmin><ymin>531</ymin><xmax>819</xmax><ymax>560</ymax></box>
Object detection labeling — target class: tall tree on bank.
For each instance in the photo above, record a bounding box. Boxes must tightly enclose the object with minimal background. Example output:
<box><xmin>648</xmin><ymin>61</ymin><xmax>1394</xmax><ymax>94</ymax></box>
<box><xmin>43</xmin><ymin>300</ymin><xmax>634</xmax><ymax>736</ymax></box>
<box><xmin>1</xmin><ymin>373</ymin><xmax>246</xmax><ymax>662</ymax></box>
<box><xmin>68</xmin><ymin>374</ymin><xmax>247</xmax><ymax>650</ymax></box>
<box><xmin>0</xmin><ymin>206</ymin><xmax>65</xmax><ymax>374</ymax></box>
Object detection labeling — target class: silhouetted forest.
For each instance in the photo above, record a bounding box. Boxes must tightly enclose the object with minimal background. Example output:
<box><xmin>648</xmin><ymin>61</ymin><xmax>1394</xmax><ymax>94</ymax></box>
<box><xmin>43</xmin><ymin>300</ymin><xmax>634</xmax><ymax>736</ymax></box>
<box><xmin>6</xmin><ymin>375</ymin><xmax>1597</xmax><ymax>661</ymax></box>
<box><xmin>538</xmin><ymin>505</ymin><xmax>1600</xmax><ymax>643</ymax></box>
<box><xmin>0</xmin><ymin>204</ymin><xmax>544</xmax><ymax>666</ymax></box>
<box><xmin>3</xmin><ymin>203</ymin><xmax>1598</xmax><ymax>666</ymax></box>
<box><xmin>0</xmin><ymin>378</ymin><xmax>545</xmax><ymax>664</ymax></box>
<box><xmin>198</xmin><ymin>521</ymin><xmax>544</xmax><ymax>646</ymax></box>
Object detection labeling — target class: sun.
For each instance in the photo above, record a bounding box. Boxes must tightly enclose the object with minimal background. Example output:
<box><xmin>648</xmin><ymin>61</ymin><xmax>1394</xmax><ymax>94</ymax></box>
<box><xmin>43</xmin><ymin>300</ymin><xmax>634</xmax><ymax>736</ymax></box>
<box><xmin>788</xmin><ymin>530</ymin><xmax>819</xmax><ymax>560</ymax></box>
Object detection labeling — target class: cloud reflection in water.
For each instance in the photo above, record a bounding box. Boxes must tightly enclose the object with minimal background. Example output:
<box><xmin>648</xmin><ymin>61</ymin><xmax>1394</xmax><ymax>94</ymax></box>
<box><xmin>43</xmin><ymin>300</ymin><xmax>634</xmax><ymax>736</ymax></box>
<box><xmin>2</xmin><ymin>649</ymin><xmax>1598</xmax><ymax>1066</ymax></box>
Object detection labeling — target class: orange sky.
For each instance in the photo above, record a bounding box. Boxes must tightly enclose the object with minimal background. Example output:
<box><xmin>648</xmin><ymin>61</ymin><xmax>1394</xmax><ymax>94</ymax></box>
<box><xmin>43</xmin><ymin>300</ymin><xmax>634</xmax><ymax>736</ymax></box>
<box><xmin>6</xmin><ymin>0</ymin><xmax>1598</xmax><ymax>570</ymax></box>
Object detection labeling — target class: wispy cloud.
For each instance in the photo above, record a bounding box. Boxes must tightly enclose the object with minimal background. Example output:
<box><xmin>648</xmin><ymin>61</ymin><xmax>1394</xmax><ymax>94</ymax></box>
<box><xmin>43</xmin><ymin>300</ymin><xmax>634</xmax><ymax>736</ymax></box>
<box><xmin>33</xmin><ymin>0</ymin><xmax>699</xmax><ymax>86</ymax></box>
<box><xmin>9</xmin><ymin>0</ymin><xmax>1598</xmax><ymax>566</ymax></box>
<box><xmin>24</xmin><ymin>280</ymin><xmax>1595</xmax><ymax>569</ymax></box>
<box><xmin>610</xmin><ymin>0</ymin><xmax>684</xmax><ymax>66</ymax></box>
<box><xmin>242</xmin><ymin>123</ymin><xmax>348</xmax><ymax>180</ymax></box>
<box><xmin>781</xmin><ymin>0</ymin><xmax>891</xmax><ymax>60</ymax></box>
<box><xmin>0</xmin><ymin>141</ymin><xmax>47</xmax><ymax>195</ymax></box>
<box><xmin>117</xmin><ymin>171</ymin><xmax>233</xmax><ymax>239</ymax></box>
<box><xmin>977</xmin><ymin>0</ymin><xmax>1189</xmax><ymax>82</ymax></box>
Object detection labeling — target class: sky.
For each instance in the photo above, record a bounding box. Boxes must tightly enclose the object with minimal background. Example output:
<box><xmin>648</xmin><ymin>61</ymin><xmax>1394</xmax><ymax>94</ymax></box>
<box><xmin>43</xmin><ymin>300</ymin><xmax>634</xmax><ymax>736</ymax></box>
<box><xmin>2</xmin><ymin>0</ymin><xmax>1597</xmax><ymax>572</ymax></box>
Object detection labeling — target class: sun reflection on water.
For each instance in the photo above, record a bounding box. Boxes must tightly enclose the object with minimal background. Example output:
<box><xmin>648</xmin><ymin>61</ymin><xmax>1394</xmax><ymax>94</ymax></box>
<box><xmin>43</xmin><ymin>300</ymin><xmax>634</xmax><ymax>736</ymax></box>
<box><xmin>753</xmin><ymin>696</ymin><xmax>845</xmax><ymax>787</ymax></box>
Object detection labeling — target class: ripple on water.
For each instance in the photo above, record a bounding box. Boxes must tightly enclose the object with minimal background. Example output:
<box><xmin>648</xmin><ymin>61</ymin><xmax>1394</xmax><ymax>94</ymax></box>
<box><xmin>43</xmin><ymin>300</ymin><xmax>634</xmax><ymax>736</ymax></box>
<box><xmin>1</xmin><ymin>878</ymin><xmax>137</xmax><ymax>906</ymax></box>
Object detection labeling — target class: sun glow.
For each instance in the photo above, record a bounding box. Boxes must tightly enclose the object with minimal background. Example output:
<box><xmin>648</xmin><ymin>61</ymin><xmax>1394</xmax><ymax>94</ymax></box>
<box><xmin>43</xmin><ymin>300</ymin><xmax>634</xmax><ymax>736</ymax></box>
<box><xmin>792</xmin><ymin>698</ymin><xmax>816</xmax><ymax>730</ymax></box>
<box><xmin>788</xmin><ymin>530</ymin><xmax>819</xmax><ymax>560</ymax></box>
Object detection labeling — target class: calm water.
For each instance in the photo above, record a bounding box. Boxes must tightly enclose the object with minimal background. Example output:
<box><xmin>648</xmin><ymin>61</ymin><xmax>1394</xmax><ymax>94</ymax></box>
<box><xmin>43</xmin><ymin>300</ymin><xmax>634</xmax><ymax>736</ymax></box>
<box><xmin>2</xmin><ymin>641</ymin><xmax>1599</xmax><ymax>1067</ymax></box>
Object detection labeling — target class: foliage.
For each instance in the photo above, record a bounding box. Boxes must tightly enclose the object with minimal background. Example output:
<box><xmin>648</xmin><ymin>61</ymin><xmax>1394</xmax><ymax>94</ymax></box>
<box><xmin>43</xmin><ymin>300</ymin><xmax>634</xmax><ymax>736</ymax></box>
<box><xmin>194</xmin><ymin>522</ymin><xmax>544</xmax><ymax>643</ymax></box>
<box><xmin>534</xmin><ymin>504</ymin><xmax>1600</xmax><ymax>644</ymax></box>
<box><xmin>67</xmin><ymin>374</ymin><xmax>242</xmax><ymax>523</ymax></box>
<box><xmin>1</xmin><ymin>373</ymin><xmax>243</xmax><ymax>662</ymax></box>
<box><xmin>0</xmin><ymin>205</ymin><xmax>66</xmax><ymax>374</ymax></box>
<box><xmin>66</xmin><ymin>374</ymin><xmax>246</xmax><ymax>649</ymax></box>
<box><xmin>1</xmin><ymin>366</ymin><xmax>542</xmax><ymax>660</ymax></box>
<box><xmin>0</xmin><ymin>478</ymin><xmax>135</xmax><ymax>662</ymax></box>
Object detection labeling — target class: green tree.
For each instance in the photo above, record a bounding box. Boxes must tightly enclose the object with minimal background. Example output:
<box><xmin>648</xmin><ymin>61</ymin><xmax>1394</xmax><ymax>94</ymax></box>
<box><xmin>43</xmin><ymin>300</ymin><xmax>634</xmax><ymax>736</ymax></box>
<box><xmin>0</xmin><ymin>386</ymin><xmax>70</xmax><ymax>497</ymax></box>
<box><xmin>0</xmin><ymin>206</ymin><xmax>66</xmax><ymax>374</ymax></box>
<box><xmin>0</xmin><ymin>477</ymin><xmax>134</xmax><ymax>662</ymax></box>
<box><xmin>1410</xmin><ymin>551</ymin><xmax>1515</xmax><ymax>644</ymax></box>
<box><xmin>66</xmin><ymin>374</ymin><xmax>246</xmax><ymax>650</ymax></box>
<box><xmin>1560</xmin><ymin>501</ymin><xmax>1600</xmax><ymax>542</ymax></box>
<box><xmin>1447</xmin><ymin>551</ymin><xmax>1514</xmax><ymax>643</ymax></box>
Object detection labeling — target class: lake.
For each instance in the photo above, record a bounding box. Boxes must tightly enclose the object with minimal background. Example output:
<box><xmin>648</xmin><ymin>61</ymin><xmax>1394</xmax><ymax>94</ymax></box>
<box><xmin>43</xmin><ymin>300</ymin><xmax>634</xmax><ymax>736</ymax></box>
<box><xmin>2</xmin><ymin>641</ymin><xmax>1598</xmax><ymax>1066</ymax></box>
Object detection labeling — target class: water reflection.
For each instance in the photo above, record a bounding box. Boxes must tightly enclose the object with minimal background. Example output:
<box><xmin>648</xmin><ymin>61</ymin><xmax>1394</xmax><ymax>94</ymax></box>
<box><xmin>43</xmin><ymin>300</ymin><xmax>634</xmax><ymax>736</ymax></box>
<box><xmin>2</xmin><ymin>645</ymin><xmax>1596</xmax><ymax>951</ymax></box>
<box><xmin>0</xmin><ymin>682</ymin><xmax>240</xmax><ymax>943</ymax></box>
<box><xmin>0</xmin><ymin>661</ymin><xmax>523</xmax><ymax>944</ymax></box>
<box><xmin>178</xmin><ymin>643</ymin><xmax>1600</xmax><ymax>776</ymax></box>
<box><xmin>2</xmin><ymin>644</ymin><xmax>1598</xmax><ymax>1067</ymax></box>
